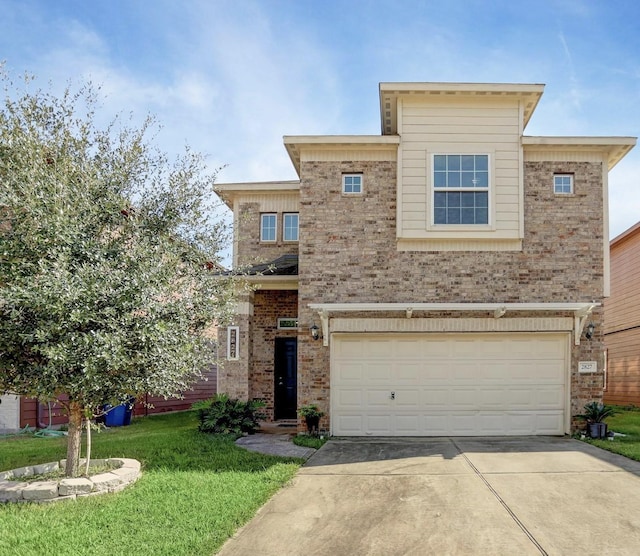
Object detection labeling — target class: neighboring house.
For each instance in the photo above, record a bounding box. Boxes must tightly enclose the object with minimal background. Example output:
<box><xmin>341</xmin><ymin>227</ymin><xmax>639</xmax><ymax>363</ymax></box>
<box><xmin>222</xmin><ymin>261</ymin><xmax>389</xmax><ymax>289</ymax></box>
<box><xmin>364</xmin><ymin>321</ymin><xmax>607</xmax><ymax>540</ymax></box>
<box><xmin>216</xmin><ymin>81</ymin><xmax>636</xmax><ymax>437</ymax></box>
<box><xmin>604</xmin><ymin>221</ymin><xmax>640</xmax><ymax>406</ymax></box>
<box><xmin>0</xmin><ymin>368</ymin><xmax>217</xmax><ymax>432</ymax></box>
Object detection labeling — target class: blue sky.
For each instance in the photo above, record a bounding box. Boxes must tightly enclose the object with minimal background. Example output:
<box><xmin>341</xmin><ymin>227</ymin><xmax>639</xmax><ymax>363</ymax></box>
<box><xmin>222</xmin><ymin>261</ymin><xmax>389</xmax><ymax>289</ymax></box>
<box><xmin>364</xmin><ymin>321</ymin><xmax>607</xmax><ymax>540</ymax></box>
<box><xmin>1</xmin><ymin>0</ymin><xmax>639</xmax><ymax>238</ymax></box>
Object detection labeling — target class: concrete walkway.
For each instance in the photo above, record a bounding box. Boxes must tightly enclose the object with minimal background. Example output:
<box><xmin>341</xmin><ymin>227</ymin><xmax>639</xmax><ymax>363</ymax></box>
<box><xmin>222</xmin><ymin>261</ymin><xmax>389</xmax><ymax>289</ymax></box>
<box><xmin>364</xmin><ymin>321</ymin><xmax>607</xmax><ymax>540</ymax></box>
<box><xmin>218</xmin><ymin>437</ymin><xmax>640</xmax><ymax>555</ymax></box>
<box><xmin>235</xmin><ymin>433</ymin><xmax>316</xmax><ymax>459</ymax></box>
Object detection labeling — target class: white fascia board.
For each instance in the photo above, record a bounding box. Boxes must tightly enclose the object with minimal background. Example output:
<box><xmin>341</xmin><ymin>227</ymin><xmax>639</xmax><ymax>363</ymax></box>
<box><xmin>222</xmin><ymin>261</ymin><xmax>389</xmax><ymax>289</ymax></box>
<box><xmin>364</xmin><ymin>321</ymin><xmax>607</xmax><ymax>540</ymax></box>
<box><xmin>245</xmin><ymin>275</ymin><xmax>298</xmax><ymax>290</ymax></box>
<box><xmin>308</xmin><ymin>302</ymin><xmax>598</xmax><ymax>313</ymax></box>
<box><xmin>308</xmin><ymin>302</ymin><xmax>599</xmax><ymax>347</ymax></box>
<box><xmin>379</xmin><ymin>82</ymin><xmax>545</xmax><ymax>95</ymax></box>
<box><xmin>283</xmin><ymin>135</ymin><xmax>400</xmax><ymax>146</ymax></box>
<box><xmin>523</xmin><ymin>136</ymin><xmax>636</xmax><ymax>169</ymax></box>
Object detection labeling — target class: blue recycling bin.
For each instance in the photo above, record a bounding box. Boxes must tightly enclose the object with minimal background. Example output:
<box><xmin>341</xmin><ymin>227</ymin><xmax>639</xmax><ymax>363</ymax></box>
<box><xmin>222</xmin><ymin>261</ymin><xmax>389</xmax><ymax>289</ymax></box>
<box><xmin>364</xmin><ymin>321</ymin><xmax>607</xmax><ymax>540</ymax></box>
<box><xmin>104</xmin><ymin>401</ymin><xmax>134</xmax><ymax>427</ymax></box>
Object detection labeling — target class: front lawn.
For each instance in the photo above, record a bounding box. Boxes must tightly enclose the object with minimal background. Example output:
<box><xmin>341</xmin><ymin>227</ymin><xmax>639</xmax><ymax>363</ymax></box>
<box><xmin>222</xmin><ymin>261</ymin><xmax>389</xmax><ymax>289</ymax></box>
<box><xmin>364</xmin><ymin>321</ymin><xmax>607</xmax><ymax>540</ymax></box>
<box><xmin>583</xmin><ymin>406</ymin><xmax>640</xmax><ymax>461</ymax></box>
<box><xmin>0</xmin><ymin>411</ymin><xmax>302</xmax><ymax>555</ymax></box>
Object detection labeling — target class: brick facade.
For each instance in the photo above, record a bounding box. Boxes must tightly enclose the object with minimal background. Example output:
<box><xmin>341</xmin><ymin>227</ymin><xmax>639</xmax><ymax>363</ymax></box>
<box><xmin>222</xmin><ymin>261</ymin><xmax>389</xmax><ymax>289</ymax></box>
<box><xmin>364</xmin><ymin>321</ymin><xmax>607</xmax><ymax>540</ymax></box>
<box><xmin>250</xmin><ymin>290</ymin><xmax>298</xmax><ymax>420</ymax></box>
<box><xmin>236</xmin><ymin>203</ymin><xmax>299</xmax><ymax>267</ymax></box>
<box><xmin>296</xmin><ymin>159</ymin><xmax>606</xmax><ymax>430</ymax></box>
<box><xmin>215</xmin><ymin>83</ymin><xmax>633</xmax><ymax>435</ymax></box>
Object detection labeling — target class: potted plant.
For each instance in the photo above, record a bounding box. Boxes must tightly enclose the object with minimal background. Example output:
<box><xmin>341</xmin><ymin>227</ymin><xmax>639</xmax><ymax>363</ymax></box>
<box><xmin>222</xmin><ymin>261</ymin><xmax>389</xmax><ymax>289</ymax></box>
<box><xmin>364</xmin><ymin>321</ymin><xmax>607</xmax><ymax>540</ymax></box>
<box><xmin>577</xmin><ymin>401</ymin><xmax>616</xmax><ymax>439</ymax></box>
<box><xmin>298</xmin><ymin>404</ymin><xmax>324</xmax><ymax>435</ymax></box>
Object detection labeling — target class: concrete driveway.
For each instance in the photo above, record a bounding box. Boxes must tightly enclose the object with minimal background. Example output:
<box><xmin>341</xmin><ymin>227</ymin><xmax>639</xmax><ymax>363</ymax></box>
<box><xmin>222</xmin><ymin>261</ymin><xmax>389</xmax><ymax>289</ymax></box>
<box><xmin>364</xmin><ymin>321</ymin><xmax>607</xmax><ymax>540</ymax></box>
<box><xmin>217</xmin><ymin>437</ymin><xmax>640</xmax><ymax>555</ymax></box>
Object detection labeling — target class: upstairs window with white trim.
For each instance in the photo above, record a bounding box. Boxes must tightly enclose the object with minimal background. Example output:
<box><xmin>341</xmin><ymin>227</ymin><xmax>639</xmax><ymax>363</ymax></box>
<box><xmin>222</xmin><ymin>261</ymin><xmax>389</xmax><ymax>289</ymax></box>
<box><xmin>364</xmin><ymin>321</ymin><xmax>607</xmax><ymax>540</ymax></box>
<box><xmin>260</xmin><ymin>213</ymin><xmax>277</xmax><ymax>242</ymax></box>
<box><xmin>433</xmin><ymin>154</ymin><xmax>489</xmax><ymax>225</ymax></box>
<box><xmin>342</xmin><ymin>173</ymin><xmax>362</xmax><ymax>195</ymax></box>
<box><xmin>283</xmin><ymin>213</ymin><xmax>299</xmax><ymax>242</ymax></box>
<box><xmin>554</xmin><ymin>174</ymin><xmax>573</xmax><ymax>195</ymax></box>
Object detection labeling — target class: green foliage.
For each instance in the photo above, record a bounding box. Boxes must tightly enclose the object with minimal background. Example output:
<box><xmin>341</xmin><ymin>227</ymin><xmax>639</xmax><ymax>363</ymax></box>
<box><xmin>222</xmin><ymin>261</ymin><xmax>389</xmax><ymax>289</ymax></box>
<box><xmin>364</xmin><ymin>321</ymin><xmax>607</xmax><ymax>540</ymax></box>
<box><xmin>577</xmin><ymin>401</ymin><xmax>617</xmax><ymax>423</ymax></box>
<box><xmin>292</xmin><ymin>434</ymin><xmax>328</xmax><ymax>449</ymax></box>
<box><xmin>0</xmin><ymin>69</ymin><xmax>241</xmax><ymax>475</ymax></box>
<box><xmin>297</xmin><ymin>404</ymin><xmax>324</xmax><ymax>419</ymax></box>
<box><xmin>193</xmin><ymin>394</ymin><xmax>266</xmax><ymax>435</ymax></box>
<box><xmin>0</xmin><ymin>411</ymin><xmax>301</xmax><ymax>555</ymax></box>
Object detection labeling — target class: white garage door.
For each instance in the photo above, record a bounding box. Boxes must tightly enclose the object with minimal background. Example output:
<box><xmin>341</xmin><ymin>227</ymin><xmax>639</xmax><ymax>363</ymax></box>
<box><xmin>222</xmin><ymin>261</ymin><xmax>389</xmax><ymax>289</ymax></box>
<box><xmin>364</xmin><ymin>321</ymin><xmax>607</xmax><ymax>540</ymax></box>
<box><xmin>331</xmin><ymin>333</ymin><xmax>568</xmax><ymax>436</ymax></box>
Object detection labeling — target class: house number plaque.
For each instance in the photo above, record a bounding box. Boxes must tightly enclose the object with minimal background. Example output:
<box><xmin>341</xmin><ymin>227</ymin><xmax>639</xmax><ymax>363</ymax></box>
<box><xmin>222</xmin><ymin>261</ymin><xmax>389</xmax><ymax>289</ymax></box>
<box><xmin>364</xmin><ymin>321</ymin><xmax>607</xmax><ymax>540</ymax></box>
<box><xmin>578</xmin><ymin>361</ymin><xmax>597</xmax><ymax>373</ymax></box>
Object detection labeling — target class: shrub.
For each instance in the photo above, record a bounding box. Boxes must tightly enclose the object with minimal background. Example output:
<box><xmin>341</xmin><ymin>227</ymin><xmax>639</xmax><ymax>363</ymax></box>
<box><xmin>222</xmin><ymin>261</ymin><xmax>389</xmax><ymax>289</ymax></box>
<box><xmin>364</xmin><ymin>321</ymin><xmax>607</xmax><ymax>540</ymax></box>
<box><xmin>576</xmin><ymin>401</ymin><xmax>617</xmax><ymax>423</ymax></box>
<box><xmin>192</xmin><ymin>394</ymin><xmax>266</xmax><ymax>435</ymax></box>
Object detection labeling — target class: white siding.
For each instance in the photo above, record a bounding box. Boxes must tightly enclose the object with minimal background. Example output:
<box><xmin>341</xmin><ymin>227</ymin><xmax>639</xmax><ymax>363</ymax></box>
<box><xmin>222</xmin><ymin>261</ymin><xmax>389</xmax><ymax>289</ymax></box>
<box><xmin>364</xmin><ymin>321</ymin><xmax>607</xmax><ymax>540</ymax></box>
<box><xmin>232</xmin><ymin>193</ymin><xmax>299</xmax><ymax>213</ymax></box>
<box><xmin>398</xmin><ymin>96</ymin><xmax>523</xmax><ymax>247</ymax></box>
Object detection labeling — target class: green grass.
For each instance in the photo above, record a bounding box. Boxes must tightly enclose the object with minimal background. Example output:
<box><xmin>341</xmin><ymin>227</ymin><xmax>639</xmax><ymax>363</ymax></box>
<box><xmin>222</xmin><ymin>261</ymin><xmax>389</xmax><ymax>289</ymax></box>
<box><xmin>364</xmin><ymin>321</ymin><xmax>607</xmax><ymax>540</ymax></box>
<box><xmin>292</xmin><ymin>434</ymin><xmax>328</xmax><ymax>450</ymax></box>
<box><xmin>583</xmin><ymin>406</ymin><xmax>640</xmax><ymax>461</ymax></box>
<box><xmin>0</xmin><ymin>411</ymin><xmax>303</xmax><ymax>555</ymax></box>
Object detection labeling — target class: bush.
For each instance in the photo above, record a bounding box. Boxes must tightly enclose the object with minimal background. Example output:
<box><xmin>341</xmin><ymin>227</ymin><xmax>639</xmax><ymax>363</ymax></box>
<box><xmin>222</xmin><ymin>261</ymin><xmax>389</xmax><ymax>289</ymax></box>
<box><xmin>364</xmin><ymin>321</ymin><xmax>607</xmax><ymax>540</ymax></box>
<box><xmin>192</xmin><ymin>394</ymin><xmax>266</xmax><ymax>435</ymax></box>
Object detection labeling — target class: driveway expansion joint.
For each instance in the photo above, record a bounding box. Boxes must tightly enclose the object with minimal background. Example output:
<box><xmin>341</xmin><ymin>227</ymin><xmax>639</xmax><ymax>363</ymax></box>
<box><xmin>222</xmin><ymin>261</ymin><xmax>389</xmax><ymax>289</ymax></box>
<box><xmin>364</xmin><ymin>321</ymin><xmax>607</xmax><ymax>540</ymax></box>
<box><xmin>450</xmin><ymin>438</ymin><xmax>549</xmax><ymax>556</ymax></box>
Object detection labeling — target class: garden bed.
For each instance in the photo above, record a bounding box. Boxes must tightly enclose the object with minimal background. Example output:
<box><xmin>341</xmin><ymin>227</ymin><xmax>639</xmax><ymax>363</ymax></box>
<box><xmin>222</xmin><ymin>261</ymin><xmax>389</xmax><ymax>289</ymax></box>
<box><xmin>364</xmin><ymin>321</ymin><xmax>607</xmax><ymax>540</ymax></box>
<box><xmin>0</xmin><ymin>458</ymin><xmax>141</xmax><ymax>503</ymax></box>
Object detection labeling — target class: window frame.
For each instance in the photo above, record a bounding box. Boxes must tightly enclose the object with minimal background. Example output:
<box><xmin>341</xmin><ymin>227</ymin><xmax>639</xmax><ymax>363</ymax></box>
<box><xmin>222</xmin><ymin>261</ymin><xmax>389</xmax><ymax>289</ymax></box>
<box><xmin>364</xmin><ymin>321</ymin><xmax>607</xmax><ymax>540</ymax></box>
<box><xmin>282</xmin><ymin>212</ymin><xmax>299</xmax><ymax>242</ymax></box>
<box><xmin>342</xmin><ymin>173</ymin><xmax>363</xmax><ymax>195</ymax></box>
<box><xmin>431</xmin><ymin>153</ymin><xmax>491</xmax><ymax>227</ymax></box>
<box><xmin>260</xmin><ymin>213</ymin><xmax>277</xmax><ymax>242</ymax></box>
<box><xmin>553</xmin><ymin>174</ymin><xmax>574</xmax><ymax>195</ymax></box>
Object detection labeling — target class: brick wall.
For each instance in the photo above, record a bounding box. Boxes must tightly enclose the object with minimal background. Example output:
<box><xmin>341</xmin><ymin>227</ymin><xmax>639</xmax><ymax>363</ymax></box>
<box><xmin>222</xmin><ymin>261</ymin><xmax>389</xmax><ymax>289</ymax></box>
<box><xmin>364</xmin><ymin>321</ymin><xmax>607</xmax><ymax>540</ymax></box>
<box><xmin>236</xmin><ymin>203</ymin><xmax>299</xmax><ymax>267</ymax></box>
<box><xmin>297</xmin><ymin>159</ymin><xmax>606</xmax><ymax>430</ymax></box>
<box><xmin>250</xmin><ymin>290</ymin><xmax>298</xmax><ymax>420</ymax></box>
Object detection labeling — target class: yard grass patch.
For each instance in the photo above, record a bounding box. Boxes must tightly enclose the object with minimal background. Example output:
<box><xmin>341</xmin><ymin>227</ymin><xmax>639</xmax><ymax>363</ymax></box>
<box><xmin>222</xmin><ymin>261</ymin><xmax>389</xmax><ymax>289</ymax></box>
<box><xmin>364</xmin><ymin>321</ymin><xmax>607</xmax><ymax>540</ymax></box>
<box><xmin>583</xmin><ymin>406</ymin><xmax>640</xmax><ymax>461</ymax></box>
<box><xmin>0</xmin><ymin>411</ymin><xmax>302</xmax><ymax>555</ymax></box>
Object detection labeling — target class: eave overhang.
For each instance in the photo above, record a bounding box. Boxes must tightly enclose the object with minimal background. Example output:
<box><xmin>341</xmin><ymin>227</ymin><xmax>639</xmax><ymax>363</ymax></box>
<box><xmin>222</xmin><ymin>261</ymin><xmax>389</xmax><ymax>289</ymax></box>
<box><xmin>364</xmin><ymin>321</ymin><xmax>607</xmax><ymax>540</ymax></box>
<box><xmin>283</xmin><ymin>135</ymin><xmax>400</xmax><ymax>177</ymax></box>
<box><xmin>379</xmin><ymin>82</ymin><xmax>545</xmax><ymax>135</ymax></box>
<box><xmin>215</xmin><ymin>180</ymin><xmax>300</xmax><ymax>209</ymax></box>
<box><xmin>611</xmin><ymin>220</ymin><xmax>640</xmax><ymax>248</ymax></box>
<box><xmin>308</xmin><ymin>302</ymin><xmax>598</xmax><ymax>347</ymax></box>
<box><xmin>523</xmin><ymin>136</ymin><xmax>636</xmax><ymax>170</ymax></box>
<box><xmin>245</xmin><ymin>275</ymin><xmax>298</xmax><ymax>291</ymax></box>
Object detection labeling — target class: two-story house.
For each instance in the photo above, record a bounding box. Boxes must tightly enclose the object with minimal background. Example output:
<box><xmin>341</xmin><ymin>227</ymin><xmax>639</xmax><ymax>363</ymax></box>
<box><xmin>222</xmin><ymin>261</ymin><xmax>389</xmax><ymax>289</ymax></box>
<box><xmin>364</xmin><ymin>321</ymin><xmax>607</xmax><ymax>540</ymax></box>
<box><xmin>216</xmin><ymin>82</ymin><xmax>635</xmax><ymax>437</ymax></box>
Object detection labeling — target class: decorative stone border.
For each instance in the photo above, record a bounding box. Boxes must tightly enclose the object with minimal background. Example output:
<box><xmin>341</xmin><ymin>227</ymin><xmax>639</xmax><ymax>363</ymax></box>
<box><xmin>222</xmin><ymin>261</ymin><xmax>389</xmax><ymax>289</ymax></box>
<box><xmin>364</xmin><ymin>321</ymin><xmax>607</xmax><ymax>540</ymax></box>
<box><xmin>0</xmin><ymin>458</ymin><xmax>141</xmax><ymax>503</ymax></box>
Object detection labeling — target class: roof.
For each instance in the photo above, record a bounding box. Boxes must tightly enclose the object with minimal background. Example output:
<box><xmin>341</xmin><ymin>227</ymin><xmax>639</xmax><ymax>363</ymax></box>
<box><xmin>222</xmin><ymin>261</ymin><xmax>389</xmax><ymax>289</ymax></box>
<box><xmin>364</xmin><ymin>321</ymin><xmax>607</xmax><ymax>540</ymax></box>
<box><xmin>522</xmin><ymin>136</ymin><xmax>637</xmax><ymax>170</ymax></box>
<box><xmin>215</xmin><ymin>180</ymin><xmax>300</xmax><ymax>209</ymax></box>
<box><xmin>245</xmin><ymin>254</ymin><xmax>298</xmax><ymax>276</ymax></box>
<box><xmin>611</xmin><ymin>220</ymin><xmax>640</xmax><ymax>248</ymax></box>
<box><xmin>283</xmin><ymin>135</ymin><xmax>400</xmax><ymax>177</ymax></box>
<box><xmin>379</xmin><ymin>81</ymin><xmax>545</xmax><ymax>135</ymax></box>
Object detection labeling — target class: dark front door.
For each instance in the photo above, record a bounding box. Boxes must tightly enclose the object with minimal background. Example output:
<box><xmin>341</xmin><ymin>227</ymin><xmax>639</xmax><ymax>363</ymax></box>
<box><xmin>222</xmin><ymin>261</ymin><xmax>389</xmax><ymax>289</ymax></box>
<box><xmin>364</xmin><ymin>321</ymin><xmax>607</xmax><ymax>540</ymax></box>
<box><xmin>274</xmin><ymin>338</ymin><xmax>297</xmax><ymax>420</ymax></box>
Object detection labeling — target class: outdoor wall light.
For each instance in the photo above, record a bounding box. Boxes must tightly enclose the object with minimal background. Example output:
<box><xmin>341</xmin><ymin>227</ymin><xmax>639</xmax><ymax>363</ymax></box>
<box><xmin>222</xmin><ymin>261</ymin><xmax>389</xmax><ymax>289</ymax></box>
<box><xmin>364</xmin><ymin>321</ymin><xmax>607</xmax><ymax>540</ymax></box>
<box><xmin>310</xmin><ymin>324</ymin><xmax>320</xmax><ymax>341</ymax></box>
<box><xmin>585</xmin><ymin>323</ymin><xmax>595</xmax><ymax>340</ymax></box>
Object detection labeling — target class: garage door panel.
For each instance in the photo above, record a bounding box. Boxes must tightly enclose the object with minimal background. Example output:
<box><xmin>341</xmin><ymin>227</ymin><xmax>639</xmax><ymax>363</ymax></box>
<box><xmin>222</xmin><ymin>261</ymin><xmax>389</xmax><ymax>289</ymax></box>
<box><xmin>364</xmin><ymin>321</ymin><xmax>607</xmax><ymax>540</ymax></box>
<box><xmin>423</xmin><ymin>387</ymin><xmax>451</xmax><ymax>407</ymax></box>
<box><xmin>366</xmin><ymin>414</ymin><xmax>392</xmax><ymax>434</ymax></box>
<box><xmin>368</xmin><ymin>363</ymin><xmax>392</xmax><ymax>382</ymax></box>
<box><xmin>332</xmin><ymin>333</ymin><xmax>568</xmax><ymax>436</ymax></box>
<box><xmin>395</xmin><ymin>414</ymin><xmax>421</xmax><ymax>434</ymax></box>
<box><xmin>366</xmin><ymin>389</ymin><xmax>393</xmax><ymax>407</ymax></box>
<box><xmin>534</xmin><ymin>386</ymin><xmax>565</xmax><ymax>408</ymax></box>
<box><xmin>336</xmin><ymin>362</ymin><xmax>363</xmax><ymax>381</ymax></box>
<box><xmin>396</xmin><ymin>362</ymin><xmax>421</xmax><ymax>382</ymax></box>
<box><xmin>336</xmin><ymin>388</ymin><xmax>363</xmax><ymax>408</ymax></box>
<box><xmin>394</xmin><ymin>389</ymin><xmax>420</xmax><ymax>408</ymax></box>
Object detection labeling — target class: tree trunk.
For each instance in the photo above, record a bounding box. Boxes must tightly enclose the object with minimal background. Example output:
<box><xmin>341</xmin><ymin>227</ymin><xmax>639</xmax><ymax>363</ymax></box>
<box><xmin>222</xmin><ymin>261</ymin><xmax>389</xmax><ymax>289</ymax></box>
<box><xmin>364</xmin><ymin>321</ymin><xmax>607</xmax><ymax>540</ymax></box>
<box><xmin>65</xmin><ymin>402</ymin><xmax>84</xmax><ymax>477</ymax></box>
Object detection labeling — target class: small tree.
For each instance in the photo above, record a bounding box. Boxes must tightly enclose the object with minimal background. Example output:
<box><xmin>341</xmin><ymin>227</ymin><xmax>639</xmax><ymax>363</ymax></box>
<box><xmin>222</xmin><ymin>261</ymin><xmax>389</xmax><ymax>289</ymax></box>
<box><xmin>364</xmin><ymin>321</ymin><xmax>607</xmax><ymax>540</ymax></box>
<box><xmin>0</xmin><ymin>69</ymin><xmax>238</xmax><ymax>477</ymax></box>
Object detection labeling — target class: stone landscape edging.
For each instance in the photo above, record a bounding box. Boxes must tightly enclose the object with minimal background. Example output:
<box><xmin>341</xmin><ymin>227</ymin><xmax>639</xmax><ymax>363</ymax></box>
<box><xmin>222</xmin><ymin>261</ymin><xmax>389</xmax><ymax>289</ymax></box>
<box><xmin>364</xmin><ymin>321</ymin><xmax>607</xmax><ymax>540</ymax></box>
<box><xmin>0</xmin><ymin>457</ymin><xmax>141</xmax><ymax>503</ymax></box>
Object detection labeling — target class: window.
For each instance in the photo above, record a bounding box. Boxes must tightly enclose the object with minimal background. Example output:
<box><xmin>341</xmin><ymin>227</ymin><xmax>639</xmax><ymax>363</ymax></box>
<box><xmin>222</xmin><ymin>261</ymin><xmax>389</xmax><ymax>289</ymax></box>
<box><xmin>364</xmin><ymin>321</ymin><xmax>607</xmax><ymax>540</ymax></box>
<box><xmin>283</xmin><ymin>213</ymin><xmax>299</xmax><ymax>241</ymax></box>
<box><xmin>260</xmin><ymin>213</ymin><xmax>276</xmax><ymax>242</ymax></box>
<box><xmin>342</xmin><ymin>174</ymin><xmax>362</xmax><ymax>194</ymax></box>
<box><xmin>433</xmin><ymin>154</ymin><xmax>489</xmax><ymax>225</ymax></box>
<box><xmin>554</xmin><ymin>174</ymin><xmax>573</xmax><ymax>195</ymax></box>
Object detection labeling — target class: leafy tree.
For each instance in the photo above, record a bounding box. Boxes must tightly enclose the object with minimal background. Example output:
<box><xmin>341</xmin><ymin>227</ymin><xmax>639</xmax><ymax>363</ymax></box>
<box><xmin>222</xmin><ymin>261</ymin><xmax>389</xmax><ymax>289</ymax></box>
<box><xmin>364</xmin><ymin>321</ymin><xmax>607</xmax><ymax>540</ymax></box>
<box><xmin>0</xmin><ymin>70</ymin><xmax>238</xmax><ymax>477</ymax></box>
